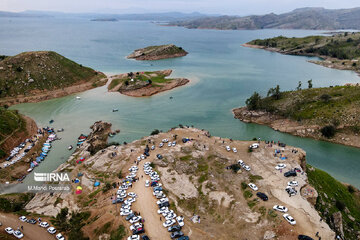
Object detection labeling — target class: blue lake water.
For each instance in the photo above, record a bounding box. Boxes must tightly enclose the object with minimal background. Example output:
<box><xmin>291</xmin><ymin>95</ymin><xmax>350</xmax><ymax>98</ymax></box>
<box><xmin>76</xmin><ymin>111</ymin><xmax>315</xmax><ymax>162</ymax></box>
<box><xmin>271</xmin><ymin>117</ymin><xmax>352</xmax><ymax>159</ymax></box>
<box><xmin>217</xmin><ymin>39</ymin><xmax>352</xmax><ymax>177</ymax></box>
<box><xmin>1</xmin><ymin>17</ymin><xmax>359</xmax><ymax>189</ymax></box>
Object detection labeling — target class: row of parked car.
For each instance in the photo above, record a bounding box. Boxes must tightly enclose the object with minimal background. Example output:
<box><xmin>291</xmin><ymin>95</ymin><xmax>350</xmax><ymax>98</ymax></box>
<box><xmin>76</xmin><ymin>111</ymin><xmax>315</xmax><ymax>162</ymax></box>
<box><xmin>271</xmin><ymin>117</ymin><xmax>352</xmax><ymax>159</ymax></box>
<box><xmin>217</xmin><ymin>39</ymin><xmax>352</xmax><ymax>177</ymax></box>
<box><xmin>4</xmin><ymin>215</ymin><xmax>65</xmax><ymax>239</ymax></box>
<box><xmin>143</xmin><ymin>161</ymin><xmax>189</xmax><ymax>240</ymax></box>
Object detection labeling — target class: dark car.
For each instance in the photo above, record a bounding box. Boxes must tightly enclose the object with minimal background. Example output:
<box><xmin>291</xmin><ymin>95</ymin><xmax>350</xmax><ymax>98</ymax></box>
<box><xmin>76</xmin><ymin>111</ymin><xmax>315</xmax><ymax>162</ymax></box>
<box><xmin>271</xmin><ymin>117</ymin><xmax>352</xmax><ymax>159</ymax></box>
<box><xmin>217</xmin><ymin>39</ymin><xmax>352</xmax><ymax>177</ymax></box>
<box><xmin>284</xmin><ymin>170</ymin><xmax>297</xmax><ymax>177</ymax></box>
<box><xmin>153</xmin><ymin>186</ymin><xmax>162</xmax><ymax>191</ymax></box>
<box><xmin>156</xmin><ymin>154</ymin><xmax>163</xmax><ymax>159</ymax></box>
<box><xmin>178</xmin><ymin>237</ymin><xmax>189</xmax><ymax>240</ymax></box>
<box><xmin>126</xmin><ymin>213</ymin><xmax>135</xmax><ymax>221</ymax></box>
<box><xmin>142</xmin><ymin>235</ymin><xmax>150</xmax><ymax>240</ymax></box>
<box><xmin>27</xmin><ymin>218</ymin><xmax>37</xmax><ymax>224</ymax></box>
<box><xmin>168</xmin><ymin>225</ymin><xmax>182</xmax><ymax>232</ymax></box>
<box><xmin>144</xmin><ymin>151</ymin><xmax>150</xmax><ymax>157</ymax></box>
<box><xmin>256</xmin><ymin>192</ymin><xmax>268</xmax><ymax>201</ymax></box>
<box><xmin>112</xmin><ymin>198</ymin><xmax>124</xmax><ymax>204</ymax></box>
<box><xmin>133</xmin><ymin>227</ymin><xmax>145</xmax><ymax>235</ymax></box>
<box><xmin>298</xmin><ymin>235</ymin><xmax>314</xmax><ymax>240</ymax></box>
<box><xmin>159</xmin><ymin>202</ymin><xmax>170</xmax><ymax>208</ymax></box>
<box><xmin>171</xmin><ymin>231</ymin><xmax>184</xmax><ymax>239</ymax></box>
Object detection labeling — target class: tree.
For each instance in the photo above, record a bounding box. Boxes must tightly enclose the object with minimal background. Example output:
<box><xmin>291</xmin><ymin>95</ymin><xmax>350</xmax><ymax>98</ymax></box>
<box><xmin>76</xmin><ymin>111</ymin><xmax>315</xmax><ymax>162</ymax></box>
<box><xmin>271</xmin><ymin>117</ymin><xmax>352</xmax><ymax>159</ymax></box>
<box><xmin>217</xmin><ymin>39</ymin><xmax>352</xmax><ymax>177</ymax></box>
<box><xmin>150</xmin><ymin>129</ymin><xmax>160</xmax><ymax>135</ymax></box>
<box><xmin>320</xmin><ymin>94</ymin><xmax>331</xmax><ymax>103</ymax></box>
<box><xmin>320</xmin><ymin>125</ymin><xmax>336</xmax><ymax>138</ymax></box>
<box><xmin>267</xmin><ymin>85</ymin><xmax>281</xmax><ymax>100</ymax></box>
<box><xmin>307</xmin><ymin>79</ymin><xmax>313</xmax><ymax>89</ymax></box>
<box><xmin>245</xmin><ymin>92</ymin><xmax>262</xmax><ymax>110</ymax></box>
<box><xmin>296</xmin><ymin>81</ymin><xmax>302</xmax><ymax>91</ymax></box>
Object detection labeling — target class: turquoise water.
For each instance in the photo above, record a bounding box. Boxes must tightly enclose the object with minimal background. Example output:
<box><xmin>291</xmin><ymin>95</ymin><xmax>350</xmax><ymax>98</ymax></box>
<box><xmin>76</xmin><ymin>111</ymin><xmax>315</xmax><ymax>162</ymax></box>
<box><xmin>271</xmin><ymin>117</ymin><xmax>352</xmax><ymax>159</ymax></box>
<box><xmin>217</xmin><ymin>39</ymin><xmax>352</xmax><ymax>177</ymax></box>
<box><xmin>1</xmin><ymin>17</ymin><xmax>360</xmax><ymax>189</ymax></box>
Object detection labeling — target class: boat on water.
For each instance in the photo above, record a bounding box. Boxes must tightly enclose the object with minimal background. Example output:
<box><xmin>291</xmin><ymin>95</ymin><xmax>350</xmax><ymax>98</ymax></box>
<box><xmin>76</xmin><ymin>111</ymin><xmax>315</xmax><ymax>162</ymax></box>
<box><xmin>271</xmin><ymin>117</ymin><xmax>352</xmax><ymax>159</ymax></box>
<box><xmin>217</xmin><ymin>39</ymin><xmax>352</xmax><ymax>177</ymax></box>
<box><xmin>49</xmin><ymin>120</ymin><xmax>54</xmax><ymax>124</ymax></box>
<box><xmin>68</xmin><ymin>145</ymin><xmax>73</xmax><ymax>150</ymax></box>
<box><xmin>112</xmin><ymin>109</ymin><xmax>119</xmax><ymax>112</ymax></box>
<box><xmin>57</xmin><ymin>128</ymin><xmax>64</xmax><ymax>132</ymax></box>
<box><xmin>76</xmin><ymin>96</ymin><xmax>81</xmax><ymax>100</ymax></box>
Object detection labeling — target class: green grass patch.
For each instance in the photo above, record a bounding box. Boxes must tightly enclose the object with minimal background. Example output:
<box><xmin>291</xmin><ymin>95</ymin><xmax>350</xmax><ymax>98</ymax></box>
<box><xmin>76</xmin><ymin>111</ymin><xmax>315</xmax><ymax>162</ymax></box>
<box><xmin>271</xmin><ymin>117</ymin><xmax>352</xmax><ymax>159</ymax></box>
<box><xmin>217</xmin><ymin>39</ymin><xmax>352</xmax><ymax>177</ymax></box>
<box><xmin>243</xmin><ymin>190</ymin><xmax>253</xmax><ymax>199</ymax></box>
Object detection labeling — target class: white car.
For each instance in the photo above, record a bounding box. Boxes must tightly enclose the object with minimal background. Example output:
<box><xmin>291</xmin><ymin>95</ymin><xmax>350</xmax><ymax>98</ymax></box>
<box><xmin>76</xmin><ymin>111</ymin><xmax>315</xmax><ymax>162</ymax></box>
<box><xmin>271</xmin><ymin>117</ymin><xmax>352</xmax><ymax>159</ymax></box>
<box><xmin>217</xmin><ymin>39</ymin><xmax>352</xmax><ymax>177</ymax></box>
<box><xmin>288</xmin><ymin>181</ymin><xmax>299</xmax><ymax>187</ymax></box>
<box><xmin>283</xmin><ymin>214</ymin><xmax>296</xmax><ymax>225</ymax></box>
<box><xmin>128</xmin><ymin>197</ymin><xmax>136</xmax><ymax>203</ymax></box>
<box><xmin>19</xmin><ymin>216</ymin><xmax>27</xmax><ymax>222</ymax></box>
<box><xmin>250</xmin><ymin>143</ymin><xmax>259</xmax><ymax>149</ymax></box>
<box><xmin>128</xmin><ymin>192</ymin><xmax>137</xmax><ymax>198</ymax></box>
<box><xmin>129</xmin><ymin>216</ymin><xmax>142</xmax><ymax>224</ymax></box>
<box><xmin>13</xmin><ymin>230</ymin><xmax>24</xmax><ymax>239</ymax></box>
<box><xmin>162</xmin><ymin>139</ymin><xmax>169</xmax><ymax>143</ymax></box>
<box><xmin>159</xmin><ymin>143</ymin><xmax>164</xmax><ymax>148</ymax></box>
<box><xmin>248</xmin><ymin>183</ymin><xmax>258</xmax><ymax>191</ymax></box>
<box><xmin>130</xmin><ymin>222</ymin><xmax>143</xmax><ymax>231</ymax></box>
<box><xmin>151</xmin><ymin>145</ymin><xmax>155</xmax><ymax>150</ymax></box>
<box><xmin>168</xmin><ymin>142</ymin><xmax>172</xmax><ymax>147</ymax></box>
<box><xmin>243</xmin><ymin>165</ymin><xmax>251</xmax><ymax>171</ymax></box>
<box><xmin>275</xmin><ymin>164</ymin><xmax>287</xmax><ymax>170</ymax></box>
<box><xmin>56</xmin><ymin>233</ymin><xmax>65</xmax><ymax>240</ymax></box>
<box><xmin>137</xmin><ymin>156</ymin><xmax>141</xmax><ymax>161</ymax></box>
<box><xmin>172</xmin><ymin>141</ymin><xmax>176</xmax><ymax>147</ymax></box>
<box><xmin>165</xmin><ymin>212</ymin><xmax>177</xmax><ymax>220</ymax></box>
<box><xmin>157</xmin><ymin>198</ymin><xmax>169</xmax><ymax>205</ymax></box>
<box><xmin>5</xmin><ymin>227</ymin><xmax>13</xmax><ymax>234</ymax></box>
<box><xmin>273</xmin><ymin>205</ymin><xmax>288</xmax><ymax>213</ymax></box>
<box><xmin>158</xmin><ymin>206</ymin><xmax>169</xmax><ymax>214</ymax></box>
<box><xmin>238</xmin><ymin>160</ymin><xmax>244</xmax><ymax>165</ymax></box>
<box><xmin>226</xmin><ymin>146</ymin><xmax>231</xmax><ymax>151</ymax></box>
<box><xmin>40</xmin><ymin>222</ymin><xmax>49</xmax><ymax>228</ymax></box>
<box><xmin>162</xmin><ymin>209</ymin><xmax>174</xmax><ymax>217</ymax></box>
<box><xmin>232</xmin><ymin>147</ymin><xmax>237</xmax><ymax>153</ymax></box>
<box><xmin>176</xmin><ymin>216</ymin><xmax>184</xmax><ymax>227</ymax></box>
<box><xmin>127</xmin><ymin>235</ymin><xmax>140</xmax><ymax>240</ymax></box>
<box><xmin>145</xmin><ymin>180</ymin><xmax>150</xmax><ymax>187</ymax></box>
<box><xmin>163</xmin><ymin>219</ymin><xmax>176</xmax><ymax>227</ymax></box>
<box><xmin>47</xmin><ymin>227</ymin><xmax>57</xmax><ymax>234</ymax></box>
<box><xmin>120</xmin><ymin>209</ymin><xmax>133</xmax><ymax>216</ymax></box>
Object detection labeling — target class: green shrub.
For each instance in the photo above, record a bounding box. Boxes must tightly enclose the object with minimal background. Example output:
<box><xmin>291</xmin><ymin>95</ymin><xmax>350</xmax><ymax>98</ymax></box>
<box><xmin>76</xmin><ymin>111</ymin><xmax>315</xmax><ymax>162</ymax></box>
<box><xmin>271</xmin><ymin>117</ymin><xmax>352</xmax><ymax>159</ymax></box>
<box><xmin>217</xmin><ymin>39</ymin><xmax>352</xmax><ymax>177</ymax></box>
<box><xmin>320</xmin><ymin>125</ymin><xmax>336</xmax><ymax>138</ymax></box>
<box><xmin>150</xmin><ymin>129</ymin><xmax>160</xmax><ymax>135</ymax></box>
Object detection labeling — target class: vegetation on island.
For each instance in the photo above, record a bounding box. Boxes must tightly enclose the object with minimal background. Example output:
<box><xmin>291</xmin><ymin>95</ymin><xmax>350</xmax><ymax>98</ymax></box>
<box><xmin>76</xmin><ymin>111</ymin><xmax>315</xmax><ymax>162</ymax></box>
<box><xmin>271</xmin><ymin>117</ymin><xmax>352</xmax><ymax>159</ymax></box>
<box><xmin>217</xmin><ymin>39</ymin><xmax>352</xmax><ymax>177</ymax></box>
<box><xmin>307</xmin><ymin>165</ymin><xmax>360</xmax><ymax>239</ymax></box>
<box><xmin>170</xmin><ymin>7</ymin><xmax>360</xmax><ymax>30</ymax></box>
<box><xmin>0</xmin><ymin>51</ymin><xmax>105</xmax><ymax>98</ymax></box>
<box><xmin>245</xmin><ymin>83</ymin><xmax>360</xmax><ymax>139</ymax></box>
<box><xmin>127</xmin><ymin>44</ymin><xmax>188</xmax><ymax>60</ymax></box>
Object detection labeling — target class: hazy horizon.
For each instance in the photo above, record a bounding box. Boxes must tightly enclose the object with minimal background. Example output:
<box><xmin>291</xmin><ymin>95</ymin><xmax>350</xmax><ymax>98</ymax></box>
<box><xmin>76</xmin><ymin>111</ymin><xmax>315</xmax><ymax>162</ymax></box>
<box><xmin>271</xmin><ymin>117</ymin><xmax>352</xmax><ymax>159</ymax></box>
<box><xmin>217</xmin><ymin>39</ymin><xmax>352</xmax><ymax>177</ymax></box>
<box><xmin>1</xmin><ymin>0</ymin><xmax>360</xmax><ymax>16</ymax></box>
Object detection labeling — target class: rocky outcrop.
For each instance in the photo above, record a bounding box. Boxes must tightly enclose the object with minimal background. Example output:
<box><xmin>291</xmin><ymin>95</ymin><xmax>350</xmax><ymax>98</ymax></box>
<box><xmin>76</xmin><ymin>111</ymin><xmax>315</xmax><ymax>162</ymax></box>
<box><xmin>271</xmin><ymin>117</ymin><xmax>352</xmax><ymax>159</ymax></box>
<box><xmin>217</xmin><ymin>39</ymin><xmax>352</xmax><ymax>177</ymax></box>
<box><xmin>127</xmin><ymin>44</ymin><xmax>188</xmax><ymax>60</ymax></box>
<box><xmin>331</xmin><ymin>211</ymin><xmax>344</xmax><ymax>238</ymax></box>
<box><xmin>87</xmin><ymin>121</ymin><xmax>112</xmax><ymax>155</ymax></box>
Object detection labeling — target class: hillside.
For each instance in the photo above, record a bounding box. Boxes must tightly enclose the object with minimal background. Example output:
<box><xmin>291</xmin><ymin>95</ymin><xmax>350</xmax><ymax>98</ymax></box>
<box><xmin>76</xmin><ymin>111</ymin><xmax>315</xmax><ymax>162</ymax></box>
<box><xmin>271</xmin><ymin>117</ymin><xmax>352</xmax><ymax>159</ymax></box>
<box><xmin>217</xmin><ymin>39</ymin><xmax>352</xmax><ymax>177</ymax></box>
<box><xmin>108</xmin><ymin>70</ymin><xmax>189</xmax><ymax>97</ymax></box>
<box><xmin>0</xmin><ymin>108</ymin><xmax>37</xmax><ymax>160</ymax></box>
<box><xmin>169</xmin><ymin>7</ymin><xmax>360</xmax><ymax>30</ymax></box>
<box><xmin>0</xmin><ymin>51</ymin><xmax>106</xmax><ymax>105</ymax></box>
<box><xmin>127</xmin><ymin>44</ymin><xmax>188</xmax><ymax>60</ymax></box>
<box><xmin>233</xmin><ymin>85</ymin><xmax>360</xmax><ymax>148</ymax></box>
<box><xmin>22</xmin><ymin>125</ymin><xmax>340</xmax><ymax>239</ymax></box>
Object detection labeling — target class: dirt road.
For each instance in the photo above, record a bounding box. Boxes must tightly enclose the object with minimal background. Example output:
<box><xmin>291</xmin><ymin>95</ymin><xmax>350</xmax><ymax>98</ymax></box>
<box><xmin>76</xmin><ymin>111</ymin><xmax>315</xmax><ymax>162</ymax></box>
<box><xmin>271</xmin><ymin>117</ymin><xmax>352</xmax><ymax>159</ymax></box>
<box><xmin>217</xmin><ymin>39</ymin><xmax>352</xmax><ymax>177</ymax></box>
<box><xmin>131</xmin><ymin>156</ymin><xmax>170</xmax><ymax>240</ymax></box>
<box><xmin>0</xmin><ymin>213</ymin><xmax>54</xmax><ymax>240</ymax></box>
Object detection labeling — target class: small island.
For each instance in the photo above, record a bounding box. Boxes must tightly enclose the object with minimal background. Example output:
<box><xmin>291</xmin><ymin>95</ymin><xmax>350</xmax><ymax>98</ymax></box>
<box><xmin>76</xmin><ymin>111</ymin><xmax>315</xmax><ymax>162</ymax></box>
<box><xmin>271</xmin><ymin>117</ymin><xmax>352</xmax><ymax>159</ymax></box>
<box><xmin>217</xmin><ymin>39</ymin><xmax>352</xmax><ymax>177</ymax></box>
<box><xmin>243</xmin><ymin>32</ymin><xmax>360</xmax><ymax>75</ymax></box>
<box><xmin>127</xmin><ymin>44</ymin><xmax>188</xmax><ymax>60</ymax></box>
<box><xmin>108</xmin><ymin>69</ymin><xmax>189</xmax><ymax>97</ymax></box>
<box><xmin>91</xmin><ymin>18</ymin><xmax>118</xmax><ymax>22</ymax></box>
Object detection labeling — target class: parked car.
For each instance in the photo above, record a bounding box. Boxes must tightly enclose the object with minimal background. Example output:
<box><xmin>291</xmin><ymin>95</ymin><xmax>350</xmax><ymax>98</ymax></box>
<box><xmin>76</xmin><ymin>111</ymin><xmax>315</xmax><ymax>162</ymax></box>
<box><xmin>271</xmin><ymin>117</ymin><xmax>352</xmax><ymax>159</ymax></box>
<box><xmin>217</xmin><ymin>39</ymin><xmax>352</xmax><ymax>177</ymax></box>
<box><xmin>285</xmin><ymin>186</ymin><xmax>297</xmax><ymax>196</ymax></box>
<box><xmin>163</xmin><ymin>219</ymin><xmax>176</xmax><ymax>227</ymax></box>
<box><xmin>151</xmin><ymin>145</ymin><xmax>155</xmax><ymax>150</ymax></box>
<box><xmin>47</xmin><ymin>227</ymin><xmax>57</xmax><ymax>234</ymax></box>
<box><xmin>256</xmin><ymin>192</ymin><xmax>268</xmax><ymax>201</ymax></box>
<box><xmin>226</xmin><ymin>146</ymin><xmax>231</xmax><ymax>151</ymax></box>
<box><xmin>145</xmin><ymin>180</ymin><xmax>150</xmax><ymax>187</ymax></box>
<box><xmin>237</xmin><ymin>160</ymin><xmax>244</xmax><ymax>165</ymax></box>
<box><xmin>126</xmin><ymin>213</ymin><xmax>136</xmax><ymax>221</ymax></box>
<box><xmin>283</xmin><ymin>214</ymin><xmax>296</xmax><ymax>225</ymax></box>
<box><xmin>168</xmin><ymin>225</ymin><xmax>182</xmax><ymax>232</ymax></box>
<box><xmin>56</xmin><ymin>233</ymin><xmax>65</xmax><ymax>240</ymax></box>
<box><xmin>27</xmin><ymin>218</ymin><xmax>37</xmax><ymax>224</ymax></box>
<box><xmin>243</xmin><ymin>165</ymin><xmax>251</xmax><ymax>171</ymax></box>
<box><xmin>5</xmin><ymin>227</ymin><xmax>13</xmax><ymax>234</ymax></box>
<box><xmin>298</xmin><ymin>235</ymin><xmax>314</xmax><ymax>240</ymax></box>
<box><xmin>19</xmin><ymin>216</ymin><xmax>27</xmax><ymax>222</ymax></box>
<box><xmin>157</xmin><ymin>154</ymin><xmax>163</xmax><ymax>159</ymax></box>
<box><xmin>40</xmin><ymin>222</ymin><xmax>49</xmax><ymax>228</ymax></box>
<box><xmin>127</xmin><ymin>235</ymin><xmax>140</xmax><ymax>240</ymax></box>
<box><xmin>284</xmin><ymin>170</ymin><xmax>297</xmax><ymax>177</ymax></box>
<box><xmin>133</xmin><ymin>227</ymin><xmax>145</xmax><ymax>235</ymax></box>
<box><xmin>288</xmin><ymin>180</ymin><xmax>299</xmax><ymax>187</ymax></box>
<box><xmin>130</xmin><ymin>223</ymin><xmax>143</xmax><ymax>231</ymax></box>
<box><xmin>142</xmin><ymin>235</ymin><xmax>150</xmax><ymax>240</ymax></box>
<box><xmin>159</xmin><ymin>143</ymin><xmax>164</xmax><ymax>148</ymax></box>
<box><xmin>275</xmin><ymin>164</ymin><xmax>286</xmax><ymax>170</ymax></box>
<box><xmin>171</xmin><ymin>231</ymin><xmax>184</xmax><ymax>239</ymax></box>
<box><xmin>178</xmin><ymin>237</ymin><xmax>190</xmax><ymax>240</ymax></box>
<box><xmin>130</xmin><ymin>216</ymin><xmax>142</xmax><ymax>224</ymax></box>
<box><xmin>176</xmin><ymin>216</ymin><xmax>184</xmax><ymax>227</ymax></box>
<box><xmin>13</xmin><ymin>230</ymin><xmax>24</xmax><ymax>239</ymax></box>
<box><xmin>273</xmin><ymin>205</ymin><xmax>288</xmax><ymax>213</ymax></box>
<box><xmin>248</xmin><ymin>183</ymin><xmax>258</xmax><ymax>191</ymax></box>
<box><xmin>232</xmin><ymin>147</ymin><xmax>237</xmax><ymax>153</ymax></box>
<box><xmin>250</xmin><ymin>143</ymin><xmax>259</xmax><ymax>149</ymax></box>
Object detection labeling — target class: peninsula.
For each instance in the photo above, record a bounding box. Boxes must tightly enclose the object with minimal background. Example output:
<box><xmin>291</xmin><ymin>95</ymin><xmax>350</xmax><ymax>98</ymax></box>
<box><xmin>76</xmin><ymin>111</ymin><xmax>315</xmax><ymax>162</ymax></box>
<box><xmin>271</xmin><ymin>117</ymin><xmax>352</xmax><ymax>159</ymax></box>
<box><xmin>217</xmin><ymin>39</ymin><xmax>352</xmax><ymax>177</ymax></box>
<box><xmin>233</xmin><ymin>85</ymin><xmax>360</xmax><ymax>148</ymax></box>
<box><xmin>127</xmin><ymin>44</ymin><xmax>188</xmax><ymax>60</ymax></box>
<box><xmin>0</xmin><ymin>51</ymin><xmax>107</xmax><ymax>106</ymax></box>
<box><xmin>244</xmin><ymin>32</ymin><xmax>360</xmax><ymax>75</ymax></box>
<box><xmin>108</xmin><ymin>69</ymin><xmax>189</xmax><ymax>97</ymax></box>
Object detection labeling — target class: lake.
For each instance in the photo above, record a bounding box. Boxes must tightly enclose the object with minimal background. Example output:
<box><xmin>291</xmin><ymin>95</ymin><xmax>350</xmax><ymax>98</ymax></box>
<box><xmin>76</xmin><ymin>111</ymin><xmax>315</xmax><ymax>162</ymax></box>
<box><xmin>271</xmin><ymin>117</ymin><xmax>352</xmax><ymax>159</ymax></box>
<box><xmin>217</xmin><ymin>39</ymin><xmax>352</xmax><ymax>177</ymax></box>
<box><xmin>1</xmin><ymin>17</ymin><xmax>359</xmax><ymax>189</ymax></box>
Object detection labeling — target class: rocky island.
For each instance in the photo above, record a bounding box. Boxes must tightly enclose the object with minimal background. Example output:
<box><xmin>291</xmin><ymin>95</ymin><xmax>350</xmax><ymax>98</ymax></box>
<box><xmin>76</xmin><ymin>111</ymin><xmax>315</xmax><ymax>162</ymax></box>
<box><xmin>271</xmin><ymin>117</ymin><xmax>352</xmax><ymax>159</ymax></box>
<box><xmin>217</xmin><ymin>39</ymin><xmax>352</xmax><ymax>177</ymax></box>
<box><xmin>107</xmin><ymin>69</ymin><xmax>189</xmax><ymax>97</ymax></box>
<box><xmin>233</xmin><ymin>85</ymin><xmax>360</xmax><ymax>148</ymax></box>
<box><xmin>0</xmin><ymin>51</ymin><xmax>107</xmax><ymax>106</ymax></box>
<box><xmin>127</xmin><ymin>44</ymin><xmax>188</xmax><ymax>60</ymax></box>
<box><xmin>244</xmin><ymin>32</ymin><xmax>360</xmax><ymax>75</ymax></box>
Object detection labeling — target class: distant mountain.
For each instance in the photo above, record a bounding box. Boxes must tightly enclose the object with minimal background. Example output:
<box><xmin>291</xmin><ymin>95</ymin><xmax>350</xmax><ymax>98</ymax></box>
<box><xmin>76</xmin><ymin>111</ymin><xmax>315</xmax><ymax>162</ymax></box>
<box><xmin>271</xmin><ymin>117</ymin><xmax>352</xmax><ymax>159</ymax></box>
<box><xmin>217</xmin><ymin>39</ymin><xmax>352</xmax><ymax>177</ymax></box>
<box><xmin>0</xmin><ymin>10</ymin><xmax>211</xmax><ymax>21</ymax></box>
<box><xmin>169</xmin><ymin>7</ymin><xmax>360</xmax><ymax>30</ymax></box>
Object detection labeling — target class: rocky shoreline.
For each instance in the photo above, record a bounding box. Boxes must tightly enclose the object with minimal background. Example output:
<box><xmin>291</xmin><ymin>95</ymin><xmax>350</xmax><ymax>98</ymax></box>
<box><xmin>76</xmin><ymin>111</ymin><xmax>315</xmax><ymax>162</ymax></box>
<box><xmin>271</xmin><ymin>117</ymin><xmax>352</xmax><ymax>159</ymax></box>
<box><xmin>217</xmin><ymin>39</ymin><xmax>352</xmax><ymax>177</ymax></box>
<box><xmin>242</xmin><ymin>43</ymin><xmax>360</xmax><ymax>76</ymax></box>
<box><xmin>127</xmin><ymin>44</ymin><xmax>188</xmax><ymax>60</ymax></box>
<box><xmin>233</xmin><ymin>107</ymin><xmax>360</xmax><ymax>148</ymax></box>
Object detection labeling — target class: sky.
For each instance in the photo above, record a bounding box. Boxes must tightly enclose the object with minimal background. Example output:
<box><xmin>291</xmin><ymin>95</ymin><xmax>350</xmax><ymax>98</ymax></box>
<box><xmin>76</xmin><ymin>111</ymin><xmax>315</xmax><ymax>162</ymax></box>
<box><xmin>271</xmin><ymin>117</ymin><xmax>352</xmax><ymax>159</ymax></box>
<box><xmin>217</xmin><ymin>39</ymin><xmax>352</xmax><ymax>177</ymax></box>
<box><xmin>1</xmin><ymin>0</ymin><xmax>360</xmax><ymax>15</ymax></box>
